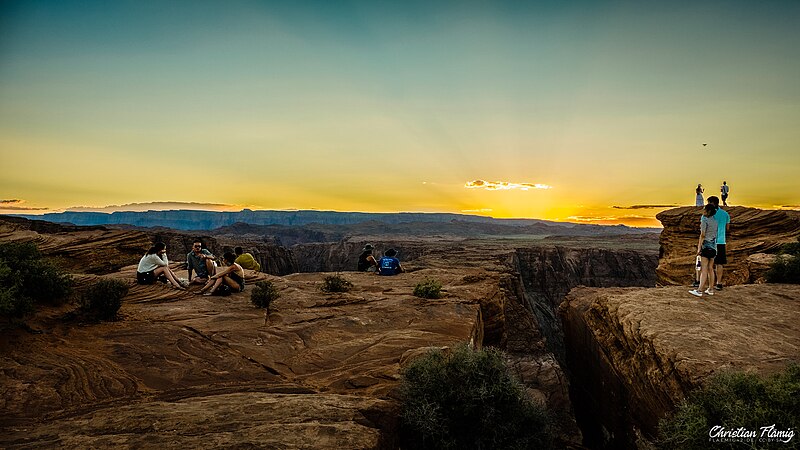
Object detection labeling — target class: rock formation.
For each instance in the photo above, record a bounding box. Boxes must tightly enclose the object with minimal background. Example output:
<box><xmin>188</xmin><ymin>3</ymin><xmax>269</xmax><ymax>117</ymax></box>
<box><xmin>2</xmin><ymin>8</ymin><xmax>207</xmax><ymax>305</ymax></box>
<box><xmin>656</xmin><ymin>206</ymin><xmax>800</xmax><ymax>285</ymax></box>
<box><xmin>0</xmin><ymin>215</ymin><xmax>152</xmax><ymax>275</ymax></box>
<box><xmin>560</xmin><ymin>284</ymin><xmax>800</xmax><ymax>448</ymax></box>
<box><xmin>0</xmin><ymin>217</ymin><xmax>619</xmax><ymax>448</ymax></box>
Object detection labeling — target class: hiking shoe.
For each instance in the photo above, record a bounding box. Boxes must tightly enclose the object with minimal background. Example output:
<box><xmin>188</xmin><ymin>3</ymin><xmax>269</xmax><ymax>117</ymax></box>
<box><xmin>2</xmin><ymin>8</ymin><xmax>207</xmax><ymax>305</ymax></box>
<box><xmin>714</xmin><ymin>284</ymin><xmax>723</xmax><ymax>291</ymax></box>
<box><xmin>692</xmin><ymin>281</ymin><xmax>699</xmax><ymax>288</ymax></box>
<box><xmin>704</xmin><ymin>288</ymin><xmax>714</xmax><ymax>296</ymax></box>
<box><xmin>689</xmin><ymin>289</ymin><xmax>703</xmax><ymax>297</ymax></box>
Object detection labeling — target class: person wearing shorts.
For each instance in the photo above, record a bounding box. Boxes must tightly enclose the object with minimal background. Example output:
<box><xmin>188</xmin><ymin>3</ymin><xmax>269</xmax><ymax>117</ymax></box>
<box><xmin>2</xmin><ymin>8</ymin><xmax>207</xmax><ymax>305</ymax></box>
<box><xmin>708</xmin><ymin>196</ymin><xmax>730</xmax><ymax>290</ymax></box>
<box><xmin>689</xmin><ymin>204</ymin><xmax>719</xmax><ymax>298</ymax></box>
<box><xmin>137</xmin><ymin>242</ymin><xmax>185</xmax><ymax>290</ymax></box>
<box><xmin>198</xmin><ymin>252</ymin><xmax>245</xmax><ymax>295</ymax></box>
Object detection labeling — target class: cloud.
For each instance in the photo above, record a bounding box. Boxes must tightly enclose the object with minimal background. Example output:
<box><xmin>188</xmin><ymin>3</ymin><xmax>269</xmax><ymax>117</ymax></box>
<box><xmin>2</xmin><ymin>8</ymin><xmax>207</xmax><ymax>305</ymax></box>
<box><xmin>464</xmin><ymin>180</ymin><xmax>552</xmax><ymax>191</ymax></box>
<box><xmin>612</xmin><ymin>204</ymin><xmax>679</xmax><ymax>210</ymax></box>
<box><xmin>0</xmin><ymin>199</ymin><xmax>48</xmax><ymax>211</ymax></box>
<box><xmin>461</xmin><ymin>208</ymin><xmax>493</xmax><ymax>213</ymax></box>
<box><xmin>65</xmin><ymin>201</ymin><xmax>246</xmax><ymax>212</ymax></box>
<box><xmin>567</xmin><ymin>216</ymin><xmax>620</xmax><ymax>222</ymax></box>
<box><xmin>567</xmin><ymin>215</ymin><xmax>657</xmax><ymax>226</ymax></box>
<box><xmin>778</xmin><ymin>205</ymin><xmax>800</xmax><ymax>209</ymax></box>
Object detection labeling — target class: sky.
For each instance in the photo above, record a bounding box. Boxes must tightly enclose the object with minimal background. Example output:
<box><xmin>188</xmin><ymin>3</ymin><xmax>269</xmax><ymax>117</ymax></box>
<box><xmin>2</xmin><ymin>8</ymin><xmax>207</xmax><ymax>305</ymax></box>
<box><xmin>1</xmin><ymin>0</ymin><xmax>799</xmax><ymax>227</ymax></box>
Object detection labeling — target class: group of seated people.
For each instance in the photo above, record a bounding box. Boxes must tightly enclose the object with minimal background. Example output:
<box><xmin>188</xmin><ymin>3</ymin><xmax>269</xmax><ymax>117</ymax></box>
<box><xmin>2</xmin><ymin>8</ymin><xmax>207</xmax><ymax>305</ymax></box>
<box><xmin>136</xmin><ymin>241</ymin><xmax>404</xmax><ymax>294</ymax></box>
<box><xmin>357</xmin><ymin>244</ymin><xmax>404</xmax><ymax>275</ymax></box>
<box><xmin>137</xmin><ymin>241</ymin><xmax>260</xmax><ymax>295</ymax></box>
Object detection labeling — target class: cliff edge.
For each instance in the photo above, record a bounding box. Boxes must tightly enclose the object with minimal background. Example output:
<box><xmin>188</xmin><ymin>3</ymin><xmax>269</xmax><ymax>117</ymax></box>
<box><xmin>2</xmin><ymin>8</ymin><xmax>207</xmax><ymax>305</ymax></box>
<box><xmin>656</xmin><ymin>206</ymin><xmax>800</xmax><ymax>285</ymax></box>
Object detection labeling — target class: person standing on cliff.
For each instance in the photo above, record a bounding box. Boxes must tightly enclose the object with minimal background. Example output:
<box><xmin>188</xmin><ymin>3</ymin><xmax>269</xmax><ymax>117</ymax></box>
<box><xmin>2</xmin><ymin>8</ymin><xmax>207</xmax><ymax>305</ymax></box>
<box><xmin>695</xmin><ymin>184</ymin><xmax>704</xmax><ymax>206</ymax></box>
<box><xmin>708</xmin><ymin>196</ymin><xmax>730</xmax><ymax>290</ymax></box>
<box><xmin>690</xmin><ymin>204</ymin><xmax>718</xmax><ymax>297</ymax></box>
<box><xmin>720</xmin><ymin>181</ymin><xmax>730</xmax><ymax>206</ymax></box>
<box><xmin>187</xmin><ymin>240</ymin><xmax>217</xmax><ymax>285</ymax></box>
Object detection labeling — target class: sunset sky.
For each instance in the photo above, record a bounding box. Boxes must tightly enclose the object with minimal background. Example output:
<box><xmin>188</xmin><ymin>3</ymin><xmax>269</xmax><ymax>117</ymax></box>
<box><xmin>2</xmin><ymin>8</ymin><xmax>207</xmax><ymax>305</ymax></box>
<box><xmin>1</xmin><ymin>0</ymin><xmax>799</xmax><ymax>227</ymax></box>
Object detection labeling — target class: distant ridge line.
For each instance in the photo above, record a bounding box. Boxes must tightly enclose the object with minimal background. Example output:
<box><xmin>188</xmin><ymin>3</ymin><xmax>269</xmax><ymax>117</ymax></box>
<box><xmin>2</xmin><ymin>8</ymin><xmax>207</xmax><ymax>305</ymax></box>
<box><xmin>9</xmin><ymin>209</ymin><xmax>654</xmax><ymax>232</ymax></box>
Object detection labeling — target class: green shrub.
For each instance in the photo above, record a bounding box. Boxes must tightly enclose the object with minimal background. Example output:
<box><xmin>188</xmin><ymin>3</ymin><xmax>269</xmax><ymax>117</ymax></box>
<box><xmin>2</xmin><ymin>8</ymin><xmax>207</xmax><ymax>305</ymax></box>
<box><xmin>0</xmin><ymin>242</ymin><xmax>72</xmax><ymax>319</ymax></box>
<box><xmin>400</xmin><ymin>345</ymin><xmax>553</xmax><ymax>450</ymax></box>
<box><xmin>80</xmin><ymin>279</ymin><xmax>129</xmax><ymax>321</ymax></box>
<box><xmin>251</xmin><ymin>280</ymin><xmax>280</xmax><ymax>312</ymax></box>
<box><xmin>766</xmin><ymin>239</ymin><xmax>800</xmax><ymax>283</ymax></box>
<box><xmin>0</xmin><ymin>260</ymin><xmax>31</xmax><ymax>318</ymax></box>
<box><xmin>657</xmin><ymin>363</ymin><xmax>800</xmax><ymax>450</ymax></box>
<box><xmin>321</xmin><ymin>273</ymin><xmax>353</xmax><ymax>293</ymax></box>
<box><xmin>413</xmin><ymin>278</ymin><xmax>443</xmax><ymax>299</ymax></box>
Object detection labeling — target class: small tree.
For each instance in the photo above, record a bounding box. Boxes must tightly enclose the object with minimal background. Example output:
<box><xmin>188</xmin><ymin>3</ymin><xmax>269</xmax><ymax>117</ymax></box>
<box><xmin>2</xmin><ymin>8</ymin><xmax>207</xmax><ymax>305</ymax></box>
<box><xmin>400</xmin><ymin>345</ymin><xmax>553</xmax><ymax>449</ymax></box>
<box><xmin>321</xmin><ymin>273</ymin><xmax>353</xmax><ymax>293</ymax></box>
<box><xmin>413</xmin><ymin>278</ymin><xmax>443</xmax><ymax>299</ymax></box>
<box><xmin>80</xmin><ymin>279</ymin><xmax>129</xmax><ymax>321</ymax></box>
<box><xmin>251</xmin><ymin>280</ymin><xmax>280</xmax><ymax>316</ymax></box>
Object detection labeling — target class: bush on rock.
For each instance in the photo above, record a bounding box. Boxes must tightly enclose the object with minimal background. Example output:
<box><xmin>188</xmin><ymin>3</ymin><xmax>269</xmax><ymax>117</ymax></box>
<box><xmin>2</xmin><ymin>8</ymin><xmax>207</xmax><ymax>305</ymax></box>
<box><xmin>400</xmin><ymin>344</ymin><xmax>553</xmax><ymax>450</ymax></box>
<box><xmin>80</xmin><ymin>279</ymin><xmax>129</xmax><ymax>321</ymax></box>
<box><xmin>0</xmin><ymin>242</ymin><xmax>72</xmax><ymax>319</ymax></box>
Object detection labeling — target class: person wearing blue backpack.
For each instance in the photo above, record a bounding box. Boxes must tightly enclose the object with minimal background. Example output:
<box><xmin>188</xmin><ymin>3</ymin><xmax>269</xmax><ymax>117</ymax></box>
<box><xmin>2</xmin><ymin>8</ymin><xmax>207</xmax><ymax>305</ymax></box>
<box><xmin>377</xmin><ymin>248</ymin><xmax>404</xmax><ymax>276</ymax></box>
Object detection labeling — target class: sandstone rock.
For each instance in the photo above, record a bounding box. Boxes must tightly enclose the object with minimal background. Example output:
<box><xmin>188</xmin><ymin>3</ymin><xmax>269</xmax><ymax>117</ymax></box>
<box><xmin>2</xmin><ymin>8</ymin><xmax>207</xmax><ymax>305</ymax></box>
<box><xmin>656</xmin><ymin>206</ymin><xmax>800</xmax><ymax>286</ymax></box>
<box><xmin>560</xmin><ymin>284</ymin><xmax>800</xmax><ymax>448</ymax></box>
<box><xmin>1</xmin><ymin>216</ymin><xmax>663</xmax><ymax>447</ymax></box>
<box><xmin>0</xmin><ymin>216</ymin><xmax>151</xmax><ymax>275</ymax></box>
<box><xmin>0</xmin><ymin>266</ymin><xmax>483</xmax><ymax>447</ymax></box>
<box><xmin>746</xmin><ymin>253</ymin><xmax>781</xmax><ymax>283</ymax></box>
<box><xmin>2</xmin><ymin>392</ymin><xmax>395</xmax><ymax>449</ymax></box>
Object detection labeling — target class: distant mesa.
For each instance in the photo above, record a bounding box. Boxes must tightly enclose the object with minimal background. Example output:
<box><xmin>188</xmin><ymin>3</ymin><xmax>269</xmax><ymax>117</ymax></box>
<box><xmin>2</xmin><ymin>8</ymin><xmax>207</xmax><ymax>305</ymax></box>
<box><xmin>7</xmin><ymin>209</ymin><xmax>657</xmax><ymax>234</ymax></box>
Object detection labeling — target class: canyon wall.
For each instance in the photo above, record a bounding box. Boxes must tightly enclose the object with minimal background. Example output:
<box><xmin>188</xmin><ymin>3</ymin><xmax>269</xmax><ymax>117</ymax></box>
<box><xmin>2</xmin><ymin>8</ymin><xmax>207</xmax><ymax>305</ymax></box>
<box><xmin>560</xmin><ymin>206</ymin><xmax>800</xmax><ymax>448</ymax></box>
<box><xmin>512</xmin><ymin>247</ymin><xmax>658</xmax><ymax>361</ymax></box>
<box><xmin>656</xmin><ymin>206</ymin><xmax>800</xmax><ymax>285</ymax></box>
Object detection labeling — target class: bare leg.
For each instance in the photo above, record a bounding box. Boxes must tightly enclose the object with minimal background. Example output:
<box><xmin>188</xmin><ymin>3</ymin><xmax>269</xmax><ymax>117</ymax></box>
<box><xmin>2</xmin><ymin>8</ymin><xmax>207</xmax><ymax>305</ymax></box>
<box><xmin>222</xmin><ymin>275</ymin><xmax>241</xmax><ymax>292</ymax></box>
<box><xmin>154</xmin><ymin>267</ymin><xmax>185</xmax><ymax>290</ymax></box>
<box><xmin>699</xmin><ymin>258</ymin><xmax>714</xmax><ymax>291</ymax></box>
<box><xmin>708</xmin><ymin>262</ymin><xmax>715</xmax><ymax>287</ymax></box>
<box><xmin>189</xmin><ymin>275</ymin><xmax>208</xmax><ymax>285</ymax></box>
<box><xmin>206</xmin><ymin>259</ymin><xmax>217</xmax><ymax>277</ymax></box>
<box><xmin>698</xmin><ymin>257</ymin><xmax>711</xmax><ymax>292</ymax></box>
<box><xmin>715</xmin><ymin>265</ymin><xmax>724</xmax><ymax>287</ymax></box>
<box><xmin>201</xmin><ymin>278</ymin><xmax>224</xmax><ymax>295</ymax></box>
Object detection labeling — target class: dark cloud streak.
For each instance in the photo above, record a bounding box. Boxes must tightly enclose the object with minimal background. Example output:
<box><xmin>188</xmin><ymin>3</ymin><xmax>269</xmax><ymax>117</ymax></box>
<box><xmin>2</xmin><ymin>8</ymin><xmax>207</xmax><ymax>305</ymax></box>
<box><xmin>612</xmin><ymin>204</ymin><xmax>678</xmax><ymax>210</ymax></box>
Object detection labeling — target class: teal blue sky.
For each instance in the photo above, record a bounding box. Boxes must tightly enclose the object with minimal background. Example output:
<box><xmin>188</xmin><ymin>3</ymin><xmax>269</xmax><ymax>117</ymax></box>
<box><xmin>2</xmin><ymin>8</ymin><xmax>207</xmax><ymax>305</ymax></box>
<box><xmin>2</xmin><ymin>0</ymin><xmax>799</xmax><ymax>225</ymax></box>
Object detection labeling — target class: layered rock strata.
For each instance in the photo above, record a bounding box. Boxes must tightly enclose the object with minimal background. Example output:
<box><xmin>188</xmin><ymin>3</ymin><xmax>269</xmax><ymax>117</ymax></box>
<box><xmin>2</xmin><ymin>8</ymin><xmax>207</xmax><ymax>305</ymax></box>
<box><xmin>656</xmin><ymin>206</ymin><xmax>800</xmax><ymax>285</ymax></box>
<box><xmin>560</xmin><ymin>284</ymin><xmax>800</xmax><ymax>448</ymax></box>
<box><xmin>1</xmin><ymin>267</ymin><xmax>483</xmax><ymax>447</ymax></box>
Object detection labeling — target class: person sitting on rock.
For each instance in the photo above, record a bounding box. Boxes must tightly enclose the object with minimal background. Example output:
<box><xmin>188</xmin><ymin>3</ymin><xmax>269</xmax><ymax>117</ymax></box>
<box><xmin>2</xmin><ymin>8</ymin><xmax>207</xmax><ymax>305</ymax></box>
<box><xmin>234</xmin><ymin>246</ymin><xmax>261</xmax><ymax>272</ymax></box>
<box><xmin>377</xmin><ymin>248</ymin><xmax>404</xmax><ymax>276</ymax></box>
<box><xmin>187</xmin><ymin>240</ymin><xmax>217</xmax><ymax>285</ymax></box>
<box><xmin>137</xmin><ymin>242</ymin><xmax>185</xmax><ymax>290</ymax></box>
<box><xmin>357</xmin><ymin>244</ymin><xmax>378</xmax><ymax>272</ymax></box>
<box><xmin>199</xmin><ymin>252</ymin><xmax>245</xmax><ymax>296</ymax></box>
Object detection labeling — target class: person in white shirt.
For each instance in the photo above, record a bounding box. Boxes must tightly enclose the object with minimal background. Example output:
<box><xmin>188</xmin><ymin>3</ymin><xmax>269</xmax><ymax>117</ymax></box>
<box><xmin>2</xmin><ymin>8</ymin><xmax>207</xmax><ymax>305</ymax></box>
<box><xmin>137</xmin><ymin>242</ymin><xmax>185</xmax><ymax>290</ymax></box>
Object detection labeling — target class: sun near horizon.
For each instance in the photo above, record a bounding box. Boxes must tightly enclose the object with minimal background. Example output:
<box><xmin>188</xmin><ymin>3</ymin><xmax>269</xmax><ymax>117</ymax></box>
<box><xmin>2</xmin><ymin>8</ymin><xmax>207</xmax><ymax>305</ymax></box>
<box><xmin>2</xmin><ymin>1</ymin><xmax>799</xmax><ymax>228</ymax></box>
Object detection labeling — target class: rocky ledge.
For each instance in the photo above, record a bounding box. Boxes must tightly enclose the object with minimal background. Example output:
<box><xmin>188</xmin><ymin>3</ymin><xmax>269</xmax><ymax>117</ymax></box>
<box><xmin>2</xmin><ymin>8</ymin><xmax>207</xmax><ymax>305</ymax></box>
<box><xmin>560</xmin><ymin>284</ymin><xmax>800</xmax><ymax>448</ymax></box>
<box><xmin>656</xmin><ymin>206</ymin><xmax>800</xmax><ymax>285</ymax></box>
<box><xmin>0</xmin><ymin>266</ymin><xmax>488</xmax><ymax>448</ymax></box>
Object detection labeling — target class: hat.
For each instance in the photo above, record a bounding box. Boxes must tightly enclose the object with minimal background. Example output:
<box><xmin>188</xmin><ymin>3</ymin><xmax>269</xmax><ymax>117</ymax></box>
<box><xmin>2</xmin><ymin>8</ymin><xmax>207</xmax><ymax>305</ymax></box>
<box><xmin>362</xmin><ymin>244</ymin><xmax>374</xmax><ymax>251</ymax></box>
